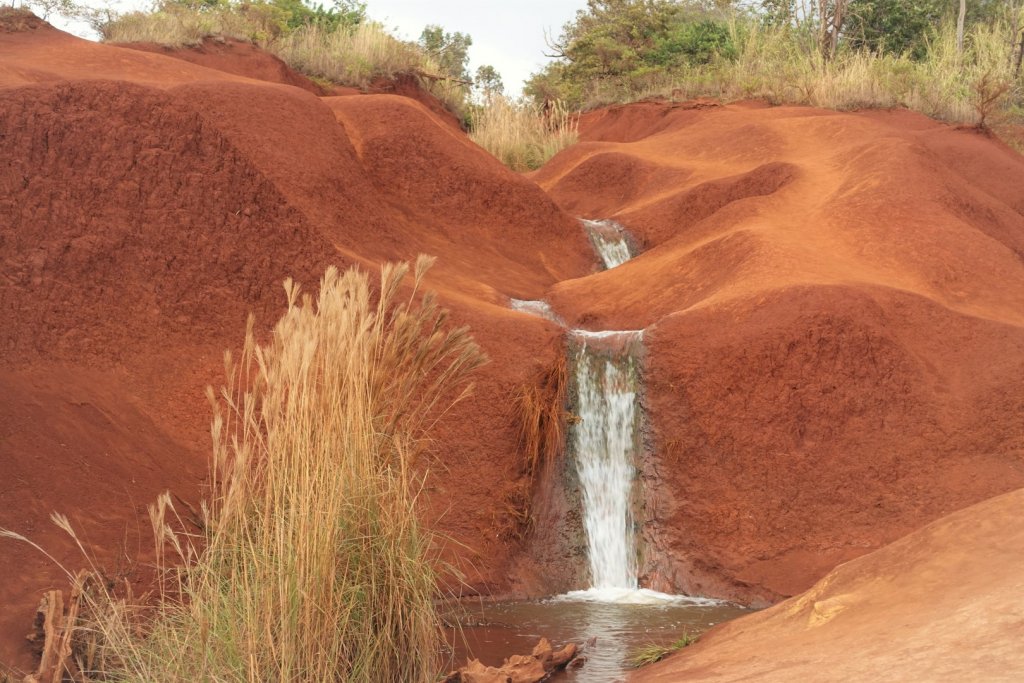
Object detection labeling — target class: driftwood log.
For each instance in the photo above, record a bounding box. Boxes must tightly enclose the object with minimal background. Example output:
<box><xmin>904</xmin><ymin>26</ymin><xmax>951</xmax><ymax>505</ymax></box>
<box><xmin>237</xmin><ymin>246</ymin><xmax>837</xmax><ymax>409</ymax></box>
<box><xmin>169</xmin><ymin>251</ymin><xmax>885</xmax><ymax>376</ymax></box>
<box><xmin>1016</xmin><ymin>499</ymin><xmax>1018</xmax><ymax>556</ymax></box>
<box><xmin>23</xmin><ymin>573</ymin><xmax>85</xmax><ymax>683</ymax></box>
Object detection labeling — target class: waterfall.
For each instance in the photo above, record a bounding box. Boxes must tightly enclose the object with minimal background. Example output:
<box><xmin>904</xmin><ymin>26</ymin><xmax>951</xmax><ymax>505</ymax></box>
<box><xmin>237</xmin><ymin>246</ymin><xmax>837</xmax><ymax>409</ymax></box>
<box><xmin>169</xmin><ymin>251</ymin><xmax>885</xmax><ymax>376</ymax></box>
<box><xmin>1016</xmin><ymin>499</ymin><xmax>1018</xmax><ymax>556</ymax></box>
<box><xmin>510</xmin><ymin>298</ymin><xmax>564</xmax><ymax>325</ymax></box>
<box><xmin>581</xmin><ymin>219</ymin><xmax>633</xmax><ymax>269</ymax></box>
<box><xmin>512</xmin><ymin>217</ymin><xmax>689</xmax><ymax>603</ymax></box>
<box><xmin>570</xmin><ymin>330</ymin><xmax>644</xmax><ymax>591</ymax></box>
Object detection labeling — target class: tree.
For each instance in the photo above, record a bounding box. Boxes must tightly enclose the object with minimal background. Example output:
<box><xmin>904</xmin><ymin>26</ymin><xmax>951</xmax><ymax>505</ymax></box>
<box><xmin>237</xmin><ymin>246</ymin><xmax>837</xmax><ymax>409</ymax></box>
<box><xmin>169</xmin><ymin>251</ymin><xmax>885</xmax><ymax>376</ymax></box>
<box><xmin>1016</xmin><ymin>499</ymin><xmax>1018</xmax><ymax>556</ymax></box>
<box><xmin>419</xmin><ymin>25</ymin><xmax>473</xmax><ymax>81</ymax></box>
<box><xmin>957</xmin><ymin>0</ymin><xmax>966</xmax><ymax>54</ymax></box>
<box><xmin>267</xmin><ymin>0</ymin><xmax>365</xmax><ymax>32</ymax></box>
<box><xmin>26</xmin><ymin>0</ymin><xmax>77</xmax><ymax>19</ymax></box>
<box><xmin>817</xmin><ymin>0</ymin><xmax>849</xmax><ymax>60</ymax></box>
<box><xmin>845</xmin><ymin>0</ymin><xmax>946</xmax><ymax>58</ymax></box>
<box><xmin>474</xmin><ymin>64</ymin><xmax>504</xmax><ymax>100</ymax></box>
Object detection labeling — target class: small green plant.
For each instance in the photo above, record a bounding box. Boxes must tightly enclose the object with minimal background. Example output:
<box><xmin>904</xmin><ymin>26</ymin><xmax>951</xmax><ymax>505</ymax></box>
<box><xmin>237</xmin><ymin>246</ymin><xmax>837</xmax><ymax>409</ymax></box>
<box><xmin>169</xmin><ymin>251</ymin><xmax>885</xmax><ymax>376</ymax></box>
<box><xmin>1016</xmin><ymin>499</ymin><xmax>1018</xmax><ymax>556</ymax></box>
<box><xmin>629</xmin><ymin>631</ymin><xmax>700</xmax><ymax>668</ymax></box>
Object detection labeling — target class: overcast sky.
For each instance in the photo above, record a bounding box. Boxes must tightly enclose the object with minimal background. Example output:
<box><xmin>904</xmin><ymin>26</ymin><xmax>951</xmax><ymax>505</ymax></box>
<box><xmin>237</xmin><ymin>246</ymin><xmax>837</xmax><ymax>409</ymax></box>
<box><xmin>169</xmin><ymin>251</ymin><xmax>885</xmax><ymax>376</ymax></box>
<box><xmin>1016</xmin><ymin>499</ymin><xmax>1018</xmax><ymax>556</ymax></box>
<box><xmin>45</xmin><ymin>1</ymin><xmax>587</xmax><ymax>96</ymax></box>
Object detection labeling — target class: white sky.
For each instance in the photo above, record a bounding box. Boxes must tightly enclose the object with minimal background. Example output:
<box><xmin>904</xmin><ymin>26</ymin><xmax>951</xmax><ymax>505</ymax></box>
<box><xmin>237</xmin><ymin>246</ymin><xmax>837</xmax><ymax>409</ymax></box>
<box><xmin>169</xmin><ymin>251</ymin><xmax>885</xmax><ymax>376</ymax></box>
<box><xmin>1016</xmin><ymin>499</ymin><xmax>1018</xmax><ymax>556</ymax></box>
<box><xmin>43</xmin><ymin>1</ymin><xmax>587</xmax><ymax>96</ymax></box>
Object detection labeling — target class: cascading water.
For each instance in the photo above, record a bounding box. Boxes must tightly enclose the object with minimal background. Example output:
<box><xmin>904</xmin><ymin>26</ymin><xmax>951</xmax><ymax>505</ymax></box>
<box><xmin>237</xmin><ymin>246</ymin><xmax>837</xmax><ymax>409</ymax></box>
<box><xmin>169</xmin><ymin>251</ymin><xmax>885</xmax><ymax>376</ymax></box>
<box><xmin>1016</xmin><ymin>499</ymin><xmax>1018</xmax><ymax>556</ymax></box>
<box><xmin>510</xmin><ymin>298</ymin><xmax>564</xmax><ymax>325</ymax></box>
<box><xmin>570</xmin><ymin>330</ymin><xmax>644</xmax><ymax>592</ymax></box>
<box><xmin>511</xmin><ymin>218</ymin><xmax>660</xmax><ymax>599</ymax></box>
<box><xmin>489</xmin><ymin>218</ymin><xmax>738</xmax><ymax>681</ymax></box>
<box><xmin>581</xmin><ymin>219</ymin><xmax>633</xmax><ymax>269</ymax></box>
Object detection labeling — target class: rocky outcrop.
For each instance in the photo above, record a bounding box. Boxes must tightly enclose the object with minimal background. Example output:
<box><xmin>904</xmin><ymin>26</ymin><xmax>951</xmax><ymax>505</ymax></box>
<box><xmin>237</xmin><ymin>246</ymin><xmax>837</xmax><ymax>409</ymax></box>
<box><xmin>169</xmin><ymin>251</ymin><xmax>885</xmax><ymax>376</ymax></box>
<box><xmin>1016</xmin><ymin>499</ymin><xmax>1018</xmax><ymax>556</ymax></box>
<box><xmin>631</xmin><ymin>487</ymin><xmax>1024</xmax><ymax>681</ymax></box>
<box><xmin>444</xmin><ymin>638</ymin><xmax>580</xmax><ymax>683</ymax></box>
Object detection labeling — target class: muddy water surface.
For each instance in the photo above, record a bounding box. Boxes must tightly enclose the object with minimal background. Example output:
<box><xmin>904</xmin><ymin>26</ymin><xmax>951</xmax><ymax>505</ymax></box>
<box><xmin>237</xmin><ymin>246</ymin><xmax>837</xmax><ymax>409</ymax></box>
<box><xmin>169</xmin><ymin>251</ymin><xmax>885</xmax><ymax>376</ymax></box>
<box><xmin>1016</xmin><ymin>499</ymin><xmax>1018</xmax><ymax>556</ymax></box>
<box><xmin>444</xmin><ymin>594</ymin><xmax>751</xmax><ymax>682</ymax></box>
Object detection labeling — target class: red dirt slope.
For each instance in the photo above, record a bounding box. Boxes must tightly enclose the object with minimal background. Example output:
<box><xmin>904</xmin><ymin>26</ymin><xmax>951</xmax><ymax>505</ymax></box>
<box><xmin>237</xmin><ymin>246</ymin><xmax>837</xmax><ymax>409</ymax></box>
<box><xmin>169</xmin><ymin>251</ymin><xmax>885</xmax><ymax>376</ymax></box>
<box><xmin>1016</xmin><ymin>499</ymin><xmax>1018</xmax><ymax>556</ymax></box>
<box><xmin>632</xmin><ymin>486</ymin><xmax>1024</xmax><ymax>682</ymax></box>
<box><xmin>4</xmin><ymin>8</ymin><xmax>1024</xmax><ymax>676</ymax></box>
<box><xmin>532</xmin><ymin>100</ymin><xmax>1024</xmax><ymax>604</ymax></box>
<box><xmin>113</xmin><ymin>40</ymin><xmax>463</xmax><ymax>130</ymax></box>
<box><xmin>0</xmin><ymin>16</ymin><xmax>592</xmax><ymax>674</ymax></box>
<box><xmin>117</xmin><ymin>37</ymin><xmax>326</xmax><ymax>94</ymax></box>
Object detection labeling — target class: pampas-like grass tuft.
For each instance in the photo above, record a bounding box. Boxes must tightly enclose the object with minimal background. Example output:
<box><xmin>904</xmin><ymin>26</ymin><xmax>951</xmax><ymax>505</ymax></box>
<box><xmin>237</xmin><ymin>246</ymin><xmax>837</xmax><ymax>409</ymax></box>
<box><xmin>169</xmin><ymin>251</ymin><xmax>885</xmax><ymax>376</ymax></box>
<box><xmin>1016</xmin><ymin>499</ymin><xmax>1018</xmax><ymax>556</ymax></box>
<box><xmin>4</xmin><ymin>257</ymin><xmax>485</xmax><ymax>682</ymax></box>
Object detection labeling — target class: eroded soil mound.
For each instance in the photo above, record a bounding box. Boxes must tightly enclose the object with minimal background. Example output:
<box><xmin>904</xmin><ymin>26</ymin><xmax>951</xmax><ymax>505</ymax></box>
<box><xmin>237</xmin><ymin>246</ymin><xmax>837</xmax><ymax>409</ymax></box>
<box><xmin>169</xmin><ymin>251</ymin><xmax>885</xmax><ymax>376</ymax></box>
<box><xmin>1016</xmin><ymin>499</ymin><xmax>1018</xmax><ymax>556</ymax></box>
<box><xmin>3</xmin><ymin>13</ymin><xmax>1023</xmax><ymax>678</ymax></box>
<box><xmin>632</xmin><ymin>486</ymin><xmax>1024</xmax><ymax>682</ymax></box>
<box><xmin>533</xmin><ymin>100</ymin><xmax>1024</xmax><ymax>604</ymax></box>
<box><xmin>114</xmin><ymin>39</ymin><xmax>463</xmax><ymax>130</ymax></box>
<box><xmin>0</xmin><ymin>21</ymin><xmax>591</xmax><ymax>673</ymax></box>
<box><xmin>117</xmin><ymin>37</ymin><xmax>327</xmax><ymax>94</ymax></box>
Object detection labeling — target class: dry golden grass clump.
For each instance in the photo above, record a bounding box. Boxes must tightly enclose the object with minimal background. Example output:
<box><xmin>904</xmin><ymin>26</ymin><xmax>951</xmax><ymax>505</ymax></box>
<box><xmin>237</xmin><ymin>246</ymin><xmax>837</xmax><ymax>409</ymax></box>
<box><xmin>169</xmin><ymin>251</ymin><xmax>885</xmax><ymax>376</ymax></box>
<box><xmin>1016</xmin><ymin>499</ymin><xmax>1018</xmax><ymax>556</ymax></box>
<box><xmin>274</xmin><ymin>22</ymin><xmax>424</xmax><ymax>87</ymax></box>
<box><xmin>514</xmin><ymin>354</ymin><xmax>569</xmax><ymax>486</ymax></box>
<box><xmin>101</xmin><ymin>8</ymin><xmax>472</xmax><ymax>117</ymax></box>
<box><xmin>98</xmin><ymin>5</ymin><xmax>279</xmax><ymax>46</ymax></box>
<box><xmin>603</xmin><ymin>18</ymin><xmax>1021</xmax><ymax>133</ymax></box>
<box><xmin>4</xmin><ymin>257</ymin><xmax>485</xmax><ymax>682</ymax></box>
<box><xmin>496</xmin><ymin>354</ymin><xmax>569</xmax><ymax>541</ymax></box>
<box><xmin>469</xmin><ymin>98</ymin><xmax>578</xmax><ymax>172</ymax></box>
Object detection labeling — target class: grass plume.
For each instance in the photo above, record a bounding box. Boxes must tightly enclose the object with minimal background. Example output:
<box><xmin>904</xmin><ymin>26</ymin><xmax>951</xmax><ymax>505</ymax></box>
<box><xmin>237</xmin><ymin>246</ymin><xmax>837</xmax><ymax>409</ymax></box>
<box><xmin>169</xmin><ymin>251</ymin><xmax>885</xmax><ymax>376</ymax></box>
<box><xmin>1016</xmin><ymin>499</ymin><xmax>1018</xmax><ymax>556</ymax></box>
<box><xmin>469</xmin><ymin>98</ymin><xmax>578</xmax><ymax>171</ymax></box>
<box><xmin>4</xmin><ymin>257</ymin><xmax>485</xmax><ymax>681</ymax></box>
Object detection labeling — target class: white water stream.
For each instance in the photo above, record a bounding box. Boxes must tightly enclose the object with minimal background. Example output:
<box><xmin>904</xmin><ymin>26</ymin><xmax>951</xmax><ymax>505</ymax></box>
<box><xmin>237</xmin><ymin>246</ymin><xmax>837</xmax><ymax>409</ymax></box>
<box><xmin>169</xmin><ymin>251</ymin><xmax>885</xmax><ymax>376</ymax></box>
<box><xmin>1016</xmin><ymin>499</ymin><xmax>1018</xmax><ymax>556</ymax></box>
<box><xmin>510</xmin><ymin>298</ymin><xmax>564</xmax><ymax>325</ymax></box>
<box><xmin>511</xmin><ymin>218</ymin><xmax>691</xmax><ymax>603</ymax></box>
<box><xmin>570</xmin><ymin>330</ymin><xmax>644</xmax><ymax>594</ymax></box>
<box><xmin>581</xmin><ymin>219</ymin><xmax>633</xmax><ymax>269</ymax></box>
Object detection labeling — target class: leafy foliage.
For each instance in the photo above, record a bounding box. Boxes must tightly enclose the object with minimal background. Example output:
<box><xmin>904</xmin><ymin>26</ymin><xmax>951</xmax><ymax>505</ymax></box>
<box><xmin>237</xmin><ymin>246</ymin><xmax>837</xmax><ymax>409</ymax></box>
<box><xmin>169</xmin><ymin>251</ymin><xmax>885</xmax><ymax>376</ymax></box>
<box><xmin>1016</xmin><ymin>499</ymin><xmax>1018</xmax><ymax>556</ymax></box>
<box><xmin>419</xmin><ymin>24</ymin><xmax>473</xmax><ymax>80</ymax></box>
<box><xmin>528</xmin><ymin>0</ymin><xmax>738</xmax><ymax>108</ymax></box>
<box><xmin>164</xmin><ymin>0</ymin><xmax>366</xmax><ymax>34</ymax></box>
<box><xmin>474</xmin><ymin>64</ymin><xmax>504</xmax><ymax>99</ymax></box>
<box><xmin>526</xmin><ymin>0</ymin><xmax>1023</xmax><ymax>132</ymax></box>
<box><xmin>844</xmin><ymin>0</ymin><xmax>946</xmax><ymax>58</ymax></box>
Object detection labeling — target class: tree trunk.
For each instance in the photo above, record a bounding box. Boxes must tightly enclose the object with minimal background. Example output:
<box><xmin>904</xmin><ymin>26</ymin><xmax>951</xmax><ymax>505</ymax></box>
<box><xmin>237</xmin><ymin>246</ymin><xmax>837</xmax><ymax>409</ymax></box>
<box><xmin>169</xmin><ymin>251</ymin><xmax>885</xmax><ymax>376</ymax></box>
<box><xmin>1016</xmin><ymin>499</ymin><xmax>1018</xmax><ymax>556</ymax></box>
<box><xmin>957</xmin><ymin>0</ymin><xmax>967</xmax><ymax>54</ymax></box>
<box><xmin>818</xmin><ymin>0</ymin><xmax>829</xmax><ymax>58</ymax></box>
<box><xmin>831</xmin><ymin>0</ymin><xmax>846</xmax><ymax>59</ymax></box>
<box><xmin>818</xmin><ymin>0</ymin><xmax>846</xmax><ymax>61</ymax></box>
<box><xmin>1015</xmin><ymin>30</ymin><xmax>1024</xmax><ymax>77</ymax></box>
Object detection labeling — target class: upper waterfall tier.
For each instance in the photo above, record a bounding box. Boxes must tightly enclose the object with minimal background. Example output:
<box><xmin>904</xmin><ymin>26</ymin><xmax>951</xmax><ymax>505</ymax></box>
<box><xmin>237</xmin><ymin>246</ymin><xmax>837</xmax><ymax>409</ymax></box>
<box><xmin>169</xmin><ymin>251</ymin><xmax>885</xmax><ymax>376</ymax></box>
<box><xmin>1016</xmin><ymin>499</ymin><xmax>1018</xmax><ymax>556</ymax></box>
<box><xmin>581</xmin><ymin>219</ymin><xmax>635</xmax><ymax>269</ymax></box>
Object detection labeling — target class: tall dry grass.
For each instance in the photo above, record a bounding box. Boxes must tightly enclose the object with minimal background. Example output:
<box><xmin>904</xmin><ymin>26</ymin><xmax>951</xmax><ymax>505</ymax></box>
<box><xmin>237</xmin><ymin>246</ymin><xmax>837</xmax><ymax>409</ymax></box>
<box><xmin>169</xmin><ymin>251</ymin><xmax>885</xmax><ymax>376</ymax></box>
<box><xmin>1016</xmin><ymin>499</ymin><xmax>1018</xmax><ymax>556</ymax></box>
<box><xmin>3</xmin><ymin>257</ymin><xmax>485</xmax><ymax>682</ymax></box>
<box><xmin>101</xmin><ymin>8</ymin><xmax>473</xmax><ymax>117</ymax></box>
<box><xmin>274</xmin><ymin>22</ymin><xmax>426</xmax><ymax>87</ymax></box>
<box><xmin>469</xmin><ymin>98</ymin><xmax>578</xmax><ymax>172</ymax></box>
<box><xmin>600</xmin><ymin>18</ymin><xmax>1021</xmax><ymax>129</ymax></box>
<box><xmin>99</xmin><ymin>5</ymin><xmax>281</xmax><ymax>46</ymax></box>
<box><xmin>274</xmin><ymin>23</ymin><xmax>471</xmax><ymax>116</ymax></box>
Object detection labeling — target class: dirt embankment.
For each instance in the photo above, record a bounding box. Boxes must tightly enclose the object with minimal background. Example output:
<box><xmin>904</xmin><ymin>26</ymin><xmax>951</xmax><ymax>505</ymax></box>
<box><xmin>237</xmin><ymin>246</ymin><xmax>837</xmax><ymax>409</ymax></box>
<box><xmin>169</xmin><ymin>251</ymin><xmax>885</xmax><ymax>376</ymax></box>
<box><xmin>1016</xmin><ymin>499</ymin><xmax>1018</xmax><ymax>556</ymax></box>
<box><xmin>117</xmin><ymin>37</ymin><xmax>328</xmax><ymax>94</ymax></box>
<box><xmin>532</xmin><ymin>99</ymin><xmax>1024</xmax><ymax>604</ymax></box>
<box><xmin>0</xmin><ymin>18</ymin><xmax>592</xmax><ymax>673</ymax></box>
<box><xmin>632</xmin><ymin>486</ymin><xmax>1024</xmax><ymax>682</ymax></box>
<box><xmin>116</xmin><ymin>38</ymin><xmax>464</xmax><ymax>129</ymax></box>
<box><xmin>3</xmin><ymin>10</ymin><xmax>1024</xmax><ymax>677</ymax></box>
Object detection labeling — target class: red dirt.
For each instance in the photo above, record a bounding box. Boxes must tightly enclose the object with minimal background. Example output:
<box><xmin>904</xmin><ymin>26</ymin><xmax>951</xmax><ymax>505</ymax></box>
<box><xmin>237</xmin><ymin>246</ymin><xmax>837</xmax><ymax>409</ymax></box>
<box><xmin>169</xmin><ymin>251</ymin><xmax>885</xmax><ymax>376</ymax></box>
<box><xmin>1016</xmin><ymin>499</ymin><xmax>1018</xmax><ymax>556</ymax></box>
<box><xmin>3</xmin><ymin>11</ymin><xmax>1024</xmax><ymax>677</ymax></box>
<box><xmin>0</xmin><ymin>19</ymin><xmax>591</xmax><ymax>674</ymax></box>
<box><xmin>532</xmin><ymin>101</ymin><xmax>1024</xmax><ymax>605</ymax></box>
<box><xmin>366</xmin><ymin>73</ymin><xmax>464</xmax><ymax>131</ymax></box>
<box><xmin>115</xmin><ymin>39</ymin><xmax>464</xmax><ymax>129</ymax></box>
<box><xmin>632</xmin><ymin>486</ymin><xmax>1024</xmax><ymax>681</ymax></box>
<box><xmin>116</xmin><ymin>37</ymin><xmax>327</xmax><ymax>95</ymax></box>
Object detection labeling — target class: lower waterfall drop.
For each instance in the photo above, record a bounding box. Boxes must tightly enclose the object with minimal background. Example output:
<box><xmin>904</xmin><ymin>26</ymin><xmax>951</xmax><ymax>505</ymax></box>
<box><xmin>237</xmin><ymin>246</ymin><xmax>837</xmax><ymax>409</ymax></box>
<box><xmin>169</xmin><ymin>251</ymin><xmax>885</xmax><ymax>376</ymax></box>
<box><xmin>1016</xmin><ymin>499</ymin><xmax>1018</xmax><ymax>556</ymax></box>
<box><xmin>570</xmin><ymin>330</ymin><xmax>644</xmax><ymax>593</ymax></box>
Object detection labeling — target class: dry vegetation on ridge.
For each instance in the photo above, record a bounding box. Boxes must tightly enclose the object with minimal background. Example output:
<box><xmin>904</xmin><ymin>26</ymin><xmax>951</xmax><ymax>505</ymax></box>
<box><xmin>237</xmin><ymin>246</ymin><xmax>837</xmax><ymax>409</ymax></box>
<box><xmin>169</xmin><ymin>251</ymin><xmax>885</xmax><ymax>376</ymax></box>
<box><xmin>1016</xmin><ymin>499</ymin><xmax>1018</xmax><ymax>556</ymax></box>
<box><xmin>39</xmin><ymin>0</ymin><xmax>1024</xmax><ymax>167</ymax></box>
